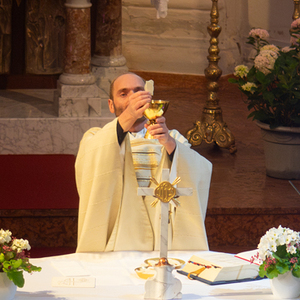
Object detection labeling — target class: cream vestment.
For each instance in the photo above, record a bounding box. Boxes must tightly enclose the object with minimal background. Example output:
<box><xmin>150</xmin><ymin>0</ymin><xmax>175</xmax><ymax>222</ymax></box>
<box><xmin>75</xmin><ymin>118</ymin><xmax>212</xmax><ymax>252</ymax></box>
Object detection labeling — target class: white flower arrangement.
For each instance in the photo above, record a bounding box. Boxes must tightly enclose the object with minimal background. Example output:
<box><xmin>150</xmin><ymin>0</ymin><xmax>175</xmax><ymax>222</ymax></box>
<box><xmin>253</xmin><ymin>226</ymin><xmax>300</xmax><ymax>279</ymax></box>
<box><xmin>0</xmin><ymin>229</ymin><xmax>41</xmax><ymax>287</ymax></box>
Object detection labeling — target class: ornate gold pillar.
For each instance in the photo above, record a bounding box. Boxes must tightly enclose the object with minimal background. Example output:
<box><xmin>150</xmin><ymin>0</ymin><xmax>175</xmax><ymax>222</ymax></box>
<box><xmin>91</xmin><ymin>0</ymin><xmax>128</xmax><ymax>96</ymax></box>
<box><xmin>187</xmin><ymin>0</ymin><xmax>236</xmax><ymax>153</ymax></box>
<box><xmin>55</xmin><ymin>0</ymin><xmax>101</xmax><ymax>117</ymax></box>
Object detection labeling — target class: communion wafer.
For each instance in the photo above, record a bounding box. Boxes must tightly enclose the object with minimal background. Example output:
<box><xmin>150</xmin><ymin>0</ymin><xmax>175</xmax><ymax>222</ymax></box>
<box><xmin>144</xmin><ymin>80</ymin><xmax>154</xmax><ymax>95</ymax></box>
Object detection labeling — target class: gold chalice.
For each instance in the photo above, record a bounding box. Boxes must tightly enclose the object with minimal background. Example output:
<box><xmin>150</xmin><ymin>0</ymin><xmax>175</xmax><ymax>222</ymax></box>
<box><xmin>144</xmin><ymin>100</ymin><xmax>169</xmax><ymax>139</ymax></box>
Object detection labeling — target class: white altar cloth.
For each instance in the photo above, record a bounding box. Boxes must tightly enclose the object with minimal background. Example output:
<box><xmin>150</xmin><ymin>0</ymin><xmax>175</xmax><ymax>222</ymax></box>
<box><xmin>17</xmin><ymin>251</ymin><xmax>276</xmax><ymax>299</ymax></box>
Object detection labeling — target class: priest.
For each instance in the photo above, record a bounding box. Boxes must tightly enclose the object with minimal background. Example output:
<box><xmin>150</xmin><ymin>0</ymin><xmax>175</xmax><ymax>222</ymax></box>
<box><xmin>75</xmin><ymin>72</ymin><xmax>212</xmax><ymax>252</ymax></box>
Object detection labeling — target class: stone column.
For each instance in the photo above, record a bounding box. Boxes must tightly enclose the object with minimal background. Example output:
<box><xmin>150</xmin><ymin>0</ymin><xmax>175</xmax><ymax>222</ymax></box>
<box><xmin>91</xmin><ymin>0</ymin><xmax>128</xmax><ymax>98</ymax></box>
<box><xmin>55</xmin><ymin>0</ymin><xmax>101</xmax><ymax>117</ymax></box>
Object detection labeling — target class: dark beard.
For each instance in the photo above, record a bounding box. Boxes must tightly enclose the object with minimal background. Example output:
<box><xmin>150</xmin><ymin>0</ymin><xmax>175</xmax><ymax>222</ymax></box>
<box><xmin>113</xmin><ymin>103</ymin><xmax>147</xmax><ymax>126</ymax></box>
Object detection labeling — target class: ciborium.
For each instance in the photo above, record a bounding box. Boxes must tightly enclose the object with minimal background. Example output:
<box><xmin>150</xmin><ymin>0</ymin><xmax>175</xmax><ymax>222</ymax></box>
<box><xmin>144</xmin><ymin>100</ymin><xmax>169</xmax><ymax>139</ymax></box>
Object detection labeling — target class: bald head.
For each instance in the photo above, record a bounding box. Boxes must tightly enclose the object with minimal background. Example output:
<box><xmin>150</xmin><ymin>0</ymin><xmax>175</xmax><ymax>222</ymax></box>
<box><xmin>109</xmin><ymin>72</ymin><xmax>145</xmax><ymax>101</ymax></box>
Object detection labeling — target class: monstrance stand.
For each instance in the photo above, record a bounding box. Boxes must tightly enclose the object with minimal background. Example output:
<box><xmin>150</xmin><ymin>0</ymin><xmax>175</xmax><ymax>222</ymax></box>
<box><xmin>186</xmin><ymin>0</ymin><xmax>236</xmax><ymax>154</ymax></box>
<box><xmin>138</xmin><ymin>169</ymin><xmax>193</xmax><ymax>300</ymax></box>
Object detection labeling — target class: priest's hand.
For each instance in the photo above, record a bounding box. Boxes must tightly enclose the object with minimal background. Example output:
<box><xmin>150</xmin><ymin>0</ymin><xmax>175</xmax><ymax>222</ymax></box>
<box><xmin>118</xmin><ymin>91</ymin><xmax>151</xmax><ymax>132</ymax></box>
<box><xmin>145</xmin><ymin>116</ymin><xmax>176</xmax><ymax>154</ymax></box>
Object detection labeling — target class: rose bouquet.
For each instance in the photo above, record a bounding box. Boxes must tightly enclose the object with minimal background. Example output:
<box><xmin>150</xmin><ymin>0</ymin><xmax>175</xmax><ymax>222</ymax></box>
<box><xmin>252</xmin><ymin>225</ymin><xmax>300</xmax><ymax>279</ymax></box>
<box><xmin>229</xmin><ymin>19</ymin><xmax>300</xmax><ymax>129</ymax></box>
<box><xmin>0</xmin><ymin>228</ymin><xmax>41</xmax><ymax>287</ymax></box>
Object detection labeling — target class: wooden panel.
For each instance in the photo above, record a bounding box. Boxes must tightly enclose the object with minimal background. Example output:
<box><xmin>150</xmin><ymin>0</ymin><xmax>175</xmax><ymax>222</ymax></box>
<box><xmin>0</xmin><ymin>209</ymin><xmax>78</xmax><ymax>248</ymax></box>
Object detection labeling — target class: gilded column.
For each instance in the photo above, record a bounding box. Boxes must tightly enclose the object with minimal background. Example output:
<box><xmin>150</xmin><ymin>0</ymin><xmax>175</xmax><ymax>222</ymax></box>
<box><xmin>91</xmin><ymin>0</ymin><xmax>128</xmax><ymax>96</ymax></box>
<box><xmin>55</xmin><ymin>0</ymin><xmax>101</xmax><ymax>118</ymax></box>
<box><xmin>293</xmin><ymin>0</ymin><xmax>300</xmax><ymax>20</ymax></box>
<box><xmin>186</xmin><ymin>0</ymin><xmax>236</xmax><ymax>153</ymax></box>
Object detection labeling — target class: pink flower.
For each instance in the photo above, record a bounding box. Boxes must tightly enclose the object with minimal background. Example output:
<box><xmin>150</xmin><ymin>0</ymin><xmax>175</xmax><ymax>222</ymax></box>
<box><xmin>254</xmin><ymin>50</ymin><xmax>278</xmax><ymax>75</ymax></box>
<box><xmin>291</xmin><ymin>36</ymin><xmax>300</xmax><ymax>46</ymax></box>
<box><xmin>291</xmin><ymin>18</ymin><xmax>300</xmax><ymax>29</ymax></box>
<box><xmin>2</xmin><ymin>245</ymin><xmax>12</xmax><ymax>252</ymax></box>
<box><xmin>249</xmin><ymin>29</ymin><xmax>269</xmax><ymax>40</ymax></box>
<box><xmin>264</xmin><ymin>256</ymin><xmax>276</xmax><ymax>271</ymax></box>
<box><xmin>250</xmin><ymin>251</ymin><xmax>260</xmax><ymax>264</ymax></box>
<box><xmin>290</xmin><ymin>257</ymin><xmax>298</xmax><ymax>264</ymax></box>
<box><xmin>290</xmin><ymin>18</ymin><xmax>300</xmax><ymax>45</ymax></box>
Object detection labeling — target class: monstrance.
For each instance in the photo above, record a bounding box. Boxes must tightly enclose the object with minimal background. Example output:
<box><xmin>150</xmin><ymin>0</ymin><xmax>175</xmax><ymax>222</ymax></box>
<box><xmin>138</xmin><ymin>169</ymin><xmax>193</xmax><ymax>300</ymax></box>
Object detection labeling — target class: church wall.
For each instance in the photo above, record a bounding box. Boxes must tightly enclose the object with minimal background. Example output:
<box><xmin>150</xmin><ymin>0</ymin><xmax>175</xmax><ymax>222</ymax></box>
<box><xmin>122</xmin><ymin>0</ymin><xmax>295</xmax><ymax>75</ymax></box>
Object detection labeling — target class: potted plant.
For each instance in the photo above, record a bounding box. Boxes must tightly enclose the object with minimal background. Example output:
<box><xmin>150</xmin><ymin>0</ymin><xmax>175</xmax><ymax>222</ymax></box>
<box><xmin>251</xmin><ymin>226</ymin><xmax>300</xmax><ymax>299</ymax></box>
<box><xmin>229</xmin><ymin>19</ymin><xmax>300</xmax><ymax>179</ymax></box>
<box><xmin>0</xmin><ymin>229</ymin><xmax>41</xmax><ymax>299</ymax></box>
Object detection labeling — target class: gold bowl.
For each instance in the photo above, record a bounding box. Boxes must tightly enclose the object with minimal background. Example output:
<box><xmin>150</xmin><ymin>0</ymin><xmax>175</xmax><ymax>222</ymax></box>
<box><xmin>144</xmin><ymin>100</ymin><xmax>169</xmax><ymax>121</ymax></box>
<box><xmin>144</xmin><ymin>258</ymin><xmax>185</xmax><ymax>269</ymax></box>
<box><xmin>135</xmin><ymin>266</ymin><xmax>156</xmax><ymax>279</ymax></box>
<box><xmin>144</xmin><ymin>100</ymin><xmax>169</xmax><ymax>139</ymax></box>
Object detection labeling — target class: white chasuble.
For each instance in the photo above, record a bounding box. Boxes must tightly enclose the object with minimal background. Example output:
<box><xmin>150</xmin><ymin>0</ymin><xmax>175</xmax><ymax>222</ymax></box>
<box><xmin>130</xmin><ymin>137</ymin><xmax>163</xmax><ymax>187</ymax></box>
<box><xmin>75</xmin><ymin>118</ymin><xmax>212</xmax><ymax>252</ymax></box>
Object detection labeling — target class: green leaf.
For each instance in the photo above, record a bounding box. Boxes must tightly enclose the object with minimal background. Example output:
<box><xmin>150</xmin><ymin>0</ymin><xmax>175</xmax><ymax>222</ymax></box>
<box><xmin>2</xmin><ymin>260</ymin><xmax>12</xmax><ymax>270</ymax></box>
<box><xmin>255</xmin><ymin>71</ymin><xmax>267</xmax><ymax>84</ymax></box>
<box><xmin>275</xmin><ymin>245</ymin><xmax>288</xmax><ymax>259</ymax></box>
<box><xmin>12</xmin><ymin>259</ymin><xmax>22</xmax><ymax>269</ymax></box>
<box><xmin>267</xmin><ymin>267</ymin><xmax>280</xmax><ymax>279</ymax></box>
<box><xmin>292</xmin><ymin>268</ymin><xmax>300</xmax><ymax>278</ymax></box>
<box><xmin>263</xmin><ymin>91</ymin><xmax>275</xmax><ymax>105</ymax></box>
<box><xmin>31</xmin><ymin>265</ymin><xmax>42</xmax><ymax>272</ymax></box>
<box><xmin>228</xmin><ymin>78</ymin><xmax>238</xmax><ymax>83</ymax></box>
<box><xmin>4</xmin><ymin>251</ymin><xmax>15</xmax><ymax>261</ymax></box>
<box><xmin>276</xmin><ymin>262</ymin><xmax>290</xmax><ymax>274</ymax></box>
<box><xmin>258</xmin><ymin>264</ymin><xmax>267</xmax><ymax>278</ymax></box>
<box><xmin>6</xmin><ymin>270</ymin><xmax>25</xmax><ymax>288</ymax></box>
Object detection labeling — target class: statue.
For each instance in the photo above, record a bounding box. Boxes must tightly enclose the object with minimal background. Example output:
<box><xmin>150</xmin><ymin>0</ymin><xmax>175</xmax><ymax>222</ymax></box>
<box><xmin>26</xmin><ymin>0</ymin><xmax>65</xmax><ymax>74</ymax></box>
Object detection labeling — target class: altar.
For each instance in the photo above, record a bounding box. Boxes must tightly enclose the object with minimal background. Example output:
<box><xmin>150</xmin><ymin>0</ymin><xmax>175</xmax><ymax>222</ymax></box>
<box><xmin>17</xmin><ymin>251</ymin><xmax>275</xmax><ymax>300</ymax></box>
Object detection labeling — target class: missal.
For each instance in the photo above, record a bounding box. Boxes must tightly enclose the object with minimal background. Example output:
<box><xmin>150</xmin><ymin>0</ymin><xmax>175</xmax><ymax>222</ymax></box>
<box><xmin>177</xmin><ymin>251</ymin><xmax>261</xmax><ymax>285</ymax></box>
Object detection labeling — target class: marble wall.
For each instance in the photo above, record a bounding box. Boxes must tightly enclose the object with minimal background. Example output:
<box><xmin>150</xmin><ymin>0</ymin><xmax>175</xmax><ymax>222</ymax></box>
<box><xmin>0</xmin><ymin>89</ymin><xmax>113</xmax><ymax>155</ymax></box>
<box><xmin>0</xmin><ymin>117</ymin><xmax>112</xmax><ymax>155</ymax></box>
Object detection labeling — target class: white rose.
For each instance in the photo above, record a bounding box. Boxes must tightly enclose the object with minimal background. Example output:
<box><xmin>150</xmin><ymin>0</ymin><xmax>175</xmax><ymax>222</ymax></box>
<box><xmin>12</xmin><ymin>239</ymin><xmax>31</xmax><ymax>253</ymax></box>
<box><xmin>0</xmin><ymin>229</ymin><xmax>12</xmax><ymax>244</ymax></box>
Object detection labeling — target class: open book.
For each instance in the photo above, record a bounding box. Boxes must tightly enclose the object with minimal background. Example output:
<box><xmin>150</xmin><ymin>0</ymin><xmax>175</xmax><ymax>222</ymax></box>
<box><xmin>177</xmin><ymin>250</ymin><xmax>261</xmax><ymax>285</ymax></box>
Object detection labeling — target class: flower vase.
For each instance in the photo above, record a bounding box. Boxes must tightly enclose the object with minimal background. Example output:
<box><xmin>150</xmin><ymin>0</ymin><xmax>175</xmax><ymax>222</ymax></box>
<box><xmin>0</xmin><ymin>272</ymin><xmax>17</xmax><ymax>300</ymax></box>
<box><xmin>256</xmin><ymin>121</ymin><xmax>300</xmax><ymax>180</ymax></box>
<box><xmin>270</xmin><ymin>271</ymin><xmax>300</xmax><ymax>299</ymax></box>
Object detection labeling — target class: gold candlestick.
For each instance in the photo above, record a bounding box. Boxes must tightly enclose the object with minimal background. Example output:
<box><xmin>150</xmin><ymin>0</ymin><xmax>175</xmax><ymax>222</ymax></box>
<box><xmin>293</xmin><ymin>0</ymin><xmax>300</xmax><ymax>20</ymax></box>
<box><xmin>186</xmin><ymin>0</ymin><xmax>236</xmax><ymax>154</ymax></box>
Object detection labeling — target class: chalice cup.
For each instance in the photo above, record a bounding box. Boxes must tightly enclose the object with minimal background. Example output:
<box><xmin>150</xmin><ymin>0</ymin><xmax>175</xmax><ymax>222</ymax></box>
<box><xmin>144</xmin><ymin>100</ymin><xmax>169</xmax><ymax>139</ymax></box>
